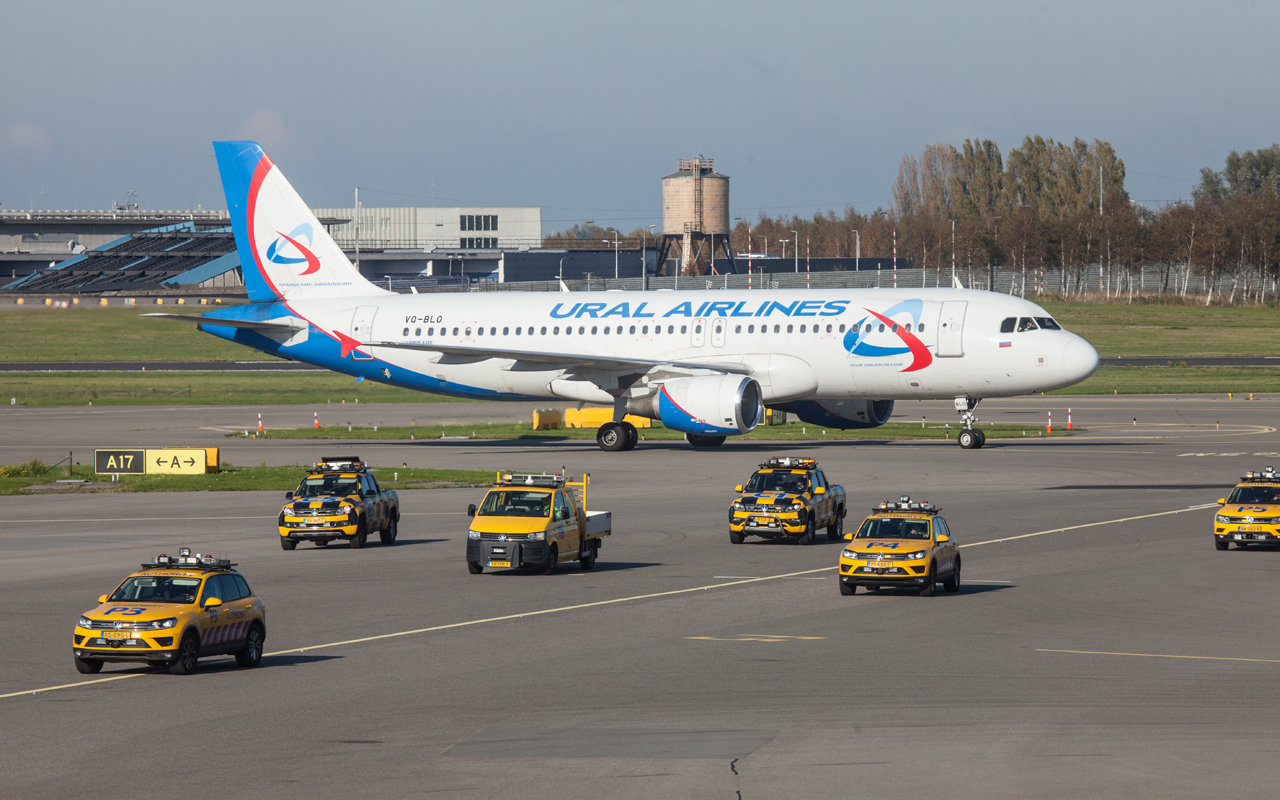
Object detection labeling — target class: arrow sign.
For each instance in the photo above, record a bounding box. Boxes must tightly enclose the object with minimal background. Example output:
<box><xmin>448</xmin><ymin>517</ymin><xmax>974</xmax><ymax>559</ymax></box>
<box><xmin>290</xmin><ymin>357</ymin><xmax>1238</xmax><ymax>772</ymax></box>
<box><xmin>143</xmin><ymin>449</ymin><xmax>207</xmax><ymax>474</ymax></box>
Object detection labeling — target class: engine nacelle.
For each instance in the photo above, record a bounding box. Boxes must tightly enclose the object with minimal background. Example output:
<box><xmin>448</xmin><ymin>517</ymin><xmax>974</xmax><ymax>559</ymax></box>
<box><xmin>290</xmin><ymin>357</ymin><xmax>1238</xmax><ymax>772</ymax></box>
<box><xmin>628</xmin><ymin>375</ymin><xmax>762</xmax><ymax>436</ymax></box>
<box><xmin>777</xmin><ymin>399</ymin><xmax>894</xmax><ymax>429</ymax></box>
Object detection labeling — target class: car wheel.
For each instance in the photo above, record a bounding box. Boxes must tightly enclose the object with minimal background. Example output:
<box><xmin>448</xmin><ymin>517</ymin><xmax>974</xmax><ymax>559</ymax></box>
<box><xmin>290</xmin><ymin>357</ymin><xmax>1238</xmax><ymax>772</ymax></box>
<box><xmin>380</xmin><ymin>516</ymin><xmax>398</xmax><ymax>546</ymax></box>
<box><xmin>974</xmin><ymin>429</ymin><xmax>986</xmax><ymax>449</ymax></box>
<box><xmin>73</xmin><ymin>655</ymin><xmax>103</xmax><ymax>674</ymax></box>
<box><xmin>840</xmin><ymin>581</ymin><xmax>856</xmax><ymax>596</ymax></box>
<box><xmin>579</xmin><ymin>547</ymin><xmax>597</xmax><ymax>570</ymax></box>
<box><xmin>1215</xmin><ymin>540</ymin><xmax>1229</xmax><ymax>550</ymax></box>
<box><xmin>826</xmin><ymin>512</ymin><xmax>844</xmax><ymax>541</ymax></box>
<box><xmin>944</xmin><ymin>557</ymin><xmax>961</xmax><ymax>592</ymax></box>
<box><xmin>958</xmin><ymin>430</ymin><xmax>977</xmax><ymax>449</ymax></box>
<box><xmin>597</xmin><ymin>422</ymin><xmax>627</xmax><ymax>452</ymax></box>
<box><xmin>280</xmin><ymin>537</ymin><xmax>296</xmax><ymax>551</ymax></box>
<box><xmin>796</xmin><ymin>519</ymin><xmax>814</xmax><ymax>545</ymax></box>
<box><xmin>169</xmin><ymin>631</ymin><xmax>200</xmax><ymax>675</ymax></box>
<box><xmin>686</xmin><ymin>433</ymin><xmax>726</xmax><ymax>448</ymax></box>
<box><xmin>919</xmin><ymin>562</ymin><xmax>937</xmax><ymax>597</ymax></box>
<box><xmin>315</xmin><ymin>539</ymin><xmax>329</xmax><ymax>547</ymax></box>
<box><xmin>621</xmin><ymin>422</ymin><xmax>639</xmax><ymax>451</ymax></box>
<box><xmin>729</xmin><ymin>529</ymin><xmax>744</xmax><ymax>544</ymax></box>
<box><xmin>349</xmin><ymin>522</ymin><xmax>366</xmax><ymax>549</ymax></box>
<box><xmin>543</xmin><ymin>545</ymin><xmax>559</xmax><ymax>574</ymax></box>
<box><xmin>468</xmin><ymin>562</ymin><xmax>484</xmax><ymax>574</ymax></box>
<box><xmin>234</xmin><ymin>624</ymin><xmax>264</xmax><ymax>668</ymax></box>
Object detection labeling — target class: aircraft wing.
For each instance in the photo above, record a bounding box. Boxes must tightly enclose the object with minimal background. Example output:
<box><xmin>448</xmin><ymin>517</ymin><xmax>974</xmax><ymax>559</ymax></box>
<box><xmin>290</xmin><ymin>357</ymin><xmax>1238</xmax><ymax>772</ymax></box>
<box><xmin>141</xmin><ymin>313</ymin><xmax>308</xmax><ymax>332</ymax></box>
<box><xmin>364</xmin><ymin>339</ymin><xmax>753</xmax><ymax>375</ymax></box>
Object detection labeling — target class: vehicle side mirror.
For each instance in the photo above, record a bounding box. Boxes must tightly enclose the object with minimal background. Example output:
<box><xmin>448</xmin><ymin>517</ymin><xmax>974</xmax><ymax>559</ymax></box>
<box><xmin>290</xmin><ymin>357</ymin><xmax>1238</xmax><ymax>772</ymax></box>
<box><xmin>98</xmin><ymin>594</ymin><xmax>109</xmax><ymax>604</ymax></box>
<box><xmin>203</xmin><ymin>597</ymin><xmax>222</xmax><ymax>608</ymax></box>
<box><xmin>734</xmin><ymin>485</ymin><xmax>744</xmax><ymax>493</ymax></box>
<box><xmin>843</xmin><ymin>533</ymin><xmax>853</xmax><ymax>541</ymax></box>
<box><xmin>365</xmin><ymin>489</ymin><xmax>376</xmax><ymax>497</ymax></box>
<box><xmin>813</xmin><ymin>487</ymin><xmax>826</xmax><ymax>495</ymax></box>
<box><xmin>936</xmin><ymin>534</ymin><xmax>950</xmax><ymax>543</ymax></box>
<box><xmin>1217</xmin><ymin>498</ymin><xmax>1226</xmax><ymax>505</ymax></box>
<box><xmin>285</xmin><ymin>491</ymin><xmax>294</xmax><ymax>500</ymax></box>
<box><xmin>467</xmin><ymin>504</ymin><xmax>477</xmax><ymax>517</ymax></box>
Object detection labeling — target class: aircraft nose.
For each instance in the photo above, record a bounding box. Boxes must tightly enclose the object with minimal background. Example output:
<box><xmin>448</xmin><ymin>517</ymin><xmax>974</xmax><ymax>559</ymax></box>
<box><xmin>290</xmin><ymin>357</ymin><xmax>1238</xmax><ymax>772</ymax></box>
<box><xmin>1063</xmin><ymin>336</ymin><xmax>1100</xmax><ymax>384</ymax></box>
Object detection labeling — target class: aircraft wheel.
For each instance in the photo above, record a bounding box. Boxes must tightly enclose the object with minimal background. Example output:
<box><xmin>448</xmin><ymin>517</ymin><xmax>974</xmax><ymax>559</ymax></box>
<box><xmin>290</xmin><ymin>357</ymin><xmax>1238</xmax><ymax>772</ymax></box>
<box><xmin>620</xmin><ymin>421</ymin><xmax>639</xmax><ymax>451</ymax></box>
<box><xmin>597</xmin><ymin>422</ymin><xmax>627</xmax><ymax>452</ymax></box>
<box><xmin>974</xmin><ymin>430</ymin><xmax>986</xmax><ymax>449</ymax></box>
<box><xmin>686</xmin><ymin>433</ymin><xmax>726</xmax><ymax>448</ymax></box>
<box><xmin>958</xmin><ymin>430</ymin><xmax>978</xmax><ymax>449</ymax></box>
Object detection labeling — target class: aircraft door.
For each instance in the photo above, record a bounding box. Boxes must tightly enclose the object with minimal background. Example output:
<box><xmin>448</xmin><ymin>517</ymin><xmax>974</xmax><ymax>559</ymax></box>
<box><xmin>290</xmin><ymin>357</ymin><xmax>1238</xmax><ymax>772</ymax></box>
<box><xmin>691</xmin><ymin>318</ymin><xmax>706</xmax><ymax>347</ymax></box>
<box><xmin>350</xmin><ymin>306</ymin><xmax>378</xmax><ymax>360</ymax></box>
<box><xmin>937</xmin><ymin>301</ymin><xmax>966</xmax><ymax>358</ymax></box>
<box><xmin>711</xmin><ymin>318</ymin><xmax>726</xmax><ymax>347</ymax></box>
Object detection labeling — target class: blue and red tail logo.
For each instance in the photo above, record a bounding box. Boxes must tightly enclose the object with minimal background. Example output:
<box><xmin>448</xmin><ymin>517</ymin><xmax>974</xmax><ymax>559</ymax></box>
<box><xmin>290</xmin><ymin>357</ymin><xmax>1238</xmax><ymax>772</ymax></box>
<box><xmin>842</xmin><ymin>299</ymin><xmax>933</xmax><ymax>372</ymax></box>
<box><xmin>265</xmin><ymin>223</ymin><xmax>321</xmax><ymax>275</ymax></box>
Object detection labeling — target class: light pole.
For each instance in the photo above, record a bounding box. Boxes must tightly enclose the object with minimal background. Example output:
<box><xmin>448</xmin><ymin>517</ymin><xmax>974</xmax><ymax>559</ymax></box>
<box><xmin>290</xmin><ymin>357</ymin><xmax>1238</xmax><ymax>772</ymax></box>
<box><xmin>601</xmin><ymin>231</ymin><xmax>619</xmax><ymax>280</ymax></box>
<box><xmin>559</xmin><ymin>257</ymin><xmax>566</xmax><ymax>282</ymax></box>
<box><xmin>641</xmin><ymin>224</ymin><xmax>655</xmax><ymax>290</ymax></box>
<box><xmin>791</xmin><ymin>229</ymin><xmax>799</xmax><ymax>273</ymax></box>
<box><xmin>988</xmin><ymin>216</ymin><xmax>1002</xmax><ymax>292</ymax></box>
<box><xmin>779</xmin><ymin>239</ymin><xmax>789</xmax><ymax>261</ymax></box>
<box><xmin>950</xmin><ymin>219</ymin><xmax>956</xmax><ymax>287</ymax></box>
<box><xmin>850</xmin><ymin>229</ymin><xmax>860</xmax><ymax>273</ymax></box>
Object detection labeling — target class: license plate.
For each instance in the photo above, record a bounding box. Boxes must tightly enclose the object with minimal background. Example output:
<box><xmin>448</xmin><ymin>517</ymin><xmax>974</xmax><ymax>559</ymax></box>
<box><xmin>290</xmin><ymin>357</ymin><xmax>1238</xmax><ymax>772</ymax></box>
<box><xmin>102</xmin><ymin>631</ymin><xmax>130</xmax><ymax>640</ymax></box>
<box><xmin>488</xmin><ymin>560</ymin><xmax>511</xmax><ymax>568</ymax></box>
<box><xmin>871</xmin><ymin>561</ymin><xmax>892</xmax><ymax>568</ymax></box>
<box><xmin>1239</xmin><ymin>525</ymin><xmax>1261</xmax><ymax>532</ymax></box>
<box><xmin>753</xmin><ymin>517</ymin><xmax>776</xmax><ymax>526</ymax></box>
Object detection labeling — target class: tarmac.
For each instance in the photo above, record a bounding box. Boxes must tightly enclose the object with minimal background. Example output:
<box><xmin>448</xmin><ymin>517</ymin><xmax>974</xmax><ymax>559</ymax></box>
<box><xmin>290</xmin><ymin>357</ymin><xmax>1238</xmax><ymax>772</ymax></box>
<box><xmin>2</xmin><ymin>395</ymin><xmax>1279</xmax><ymax>798</ymax></box>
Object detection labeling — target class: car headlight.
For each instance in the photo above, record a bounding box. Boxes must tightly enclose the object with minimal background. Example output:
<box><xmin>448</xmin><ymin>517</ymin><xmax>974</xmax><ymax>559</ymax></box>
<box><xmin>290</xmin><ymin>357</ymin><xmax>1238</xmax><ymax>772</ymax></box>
<box><xmin>148</xmin><ymin>618</ymin><xmax>177</xmax><ymax>630</ymax></box>
<box><xmin>527</xmin><ymin>532</ymin><xmax>546</xmax><ymax>541</ymax></box>
<box><xmin>1215</xmin><ymin>515</ymin><xmax>1232</xmax><ymax>524</ymax></box>
<box><xmin>78</xmin><ymin>616</ymin><xmax>93</xmax><ymax>629</ymax></box>
<box><xmin>841</xmin><ymin>549</ymin><xmax>857</xmax><ymax>559</ymax></box>
<box><xmin>732</xmin><ymin>501</ymin><xmax>745</xmax><ymax>510</ymax></box>
<box><xmin>467</xmin><ymin>530</ymin><xmax>480</xmax><ymax>540</ymax></box>
<box><xmin>908</xmin><ymin>551</ymin><xmax>928</xmax><ymax>560</ymax></box>
<box><xmin>788</xmin><ymin>502</ymin><xmax>804</xmax><ymax>511</ymax></box>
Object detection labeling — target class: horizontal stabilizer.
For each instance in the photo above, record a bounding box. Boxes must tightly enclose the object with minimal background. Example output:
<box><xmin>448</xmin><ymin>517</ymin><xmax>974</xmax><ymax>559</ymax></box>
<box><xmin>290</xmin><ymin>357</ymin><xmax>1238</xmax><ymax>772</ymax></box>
<box><xmin>142</xmin><ymin>313</ymin><xmax>307</xmax><ymax>332</ymax></box>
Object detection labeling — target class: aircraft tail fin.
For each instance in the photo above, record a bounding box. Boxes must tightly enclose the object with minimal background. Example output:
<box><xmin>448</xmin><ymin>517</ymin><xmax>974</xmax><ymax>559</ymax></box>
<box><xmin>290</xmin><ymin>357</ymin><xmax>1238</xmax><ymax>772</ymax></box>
<box><xmin>213</xmin><ymin>141</ymin><xmax>388</xmax><ymax>303</ymax></box>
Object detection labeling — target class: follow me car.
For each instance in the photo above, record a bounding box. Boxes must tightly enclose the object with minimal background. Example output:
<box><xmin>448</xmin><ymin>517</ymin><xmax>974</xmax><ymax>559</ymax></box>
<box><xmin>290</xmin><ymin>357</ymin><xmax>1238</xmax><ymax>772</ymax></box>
<box><xmin>838</xmin><ymin>497</ymin><xmax>960</xmax><ymax>596</ymax></box>
<box><xmin>1214</xmin><ymin>467</ymin><xmax>1280</xmax><ymax>550</ymax></box>
<box><xmin>72</xmin><ymin>549</ymin><xmax>266</xmax><ymax>675</ymax></box>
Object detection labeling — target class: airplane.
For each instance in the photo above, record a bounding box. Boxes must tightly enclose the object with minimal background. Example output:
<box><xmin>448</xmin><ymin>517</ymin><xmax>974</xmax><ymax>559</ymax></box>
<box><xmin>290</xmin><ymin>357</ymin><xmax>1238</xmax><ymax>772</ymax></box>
<box><xmin>149</xmin><ymin>141</ymin><xmax>1099</xmax><ymax>452</ymax></box>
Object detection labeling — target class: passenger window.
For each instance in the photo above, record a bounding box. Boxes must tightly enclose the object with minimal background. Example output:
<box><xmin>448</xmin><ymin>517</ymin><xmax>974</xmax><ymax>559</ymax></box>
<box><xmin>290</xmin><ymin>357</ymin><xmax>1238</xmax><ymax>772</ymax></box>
<box><xmin>642</xmin><ymin>326</ymin><xmax>649</xmax><ymax>334</ymax></box>
<box><xmin>773</xmin><ymin>325</ymin><xmax>780</xmax><ymax>333</ymax></box>
<box><xmin>402</xmin><ymin>327</ymin><xmax>409</xmax><ymax>336</ymax></box>
<box><xmin>917</xmin><ymin>323</ymin><xmax>925</xmax><ymax>332</ymax></box>
<box><xmin>415</xmin><ymin>327</ymin><xmax>422</xmax><ymax>336</ymax></box>
<box><xmin>799</xmin><ymin>325</ymin><xmax>806</xmax><ymax>333</ymax></box>
<box><xmin>787</xmin><ymin>324</ymin><xmax>793</xmax><ymax>333</ymax></box>
<box><xmin>735</xmin><ymin>325</ymin><xmax>741</xmax><ymax>333</ymax></box>
<box><xmin>368</xmin><ymin>475</ymin><xmax>381</xmax><ymax>492</ymax></box>
<box><xmin>553</xmin><ymin>326</ymin><xmax>560</xmax><ymax>334</ymax></box>
<box><xmin>477</xmin><ymin>327</ymin><xmax>484</xmax><ymax>336</ymax></box>
<box><xmin>629</xmin><ymin>325</ymin><xmax>636</xmax><ymax>334</ymax></box>
<box><xmin>681</xmin><ymin>325</ymin><xmax>687</xmax><ymax>334</ymax></box>
<box><xmin>540</xmin><ymin>327</ymin><xmax>547</xmax><ymax>335</ymax></box>
<box><xmin>1000</xmin><ymin>317</ymin><xmax>1016</xmax><ymax>333</ymax></box>
<box><xmin>748</xmin><ymin>324</ymin><xmax>755</xmax><ymax>333</ymax></box>
<box><xmin>878</xmin><ymin>324</ymin><xmax>885</xmax><ymax>332</ymax></box>
<box><xmin>839</xmin><ymin>324</ymin><xmax>845</xmax><ymax>332</ymax></box>
<box><xmin>232</xmin><ymin>575</ymin><xmax>252</xmax><ymax>599</ymax></box>
<box><xmin>591</xmin><ymin>326</ymin><xmax>598</xmax><ymax>334</ymax></box>
<box><xmin>199</xmin><ymin>577</ymin><xmax>222</xmax><ymax>605</ymax></box>
<box><xmin>667</xmin><ymin>325</ymin><xmax>674</xmax><ymax>334</ymax></box>
<box><xmin>1018</xmin><ymin>317</ymin><xmax>1038</xmax><ymax>332</ymax></box>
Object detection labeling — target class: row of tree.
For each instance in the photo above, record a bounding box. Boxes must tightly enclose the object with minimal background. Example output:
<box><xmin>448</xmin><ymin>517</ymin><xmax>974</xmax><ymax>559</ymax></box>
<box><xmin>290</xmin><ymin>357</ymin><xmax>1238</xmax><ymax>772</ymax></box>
<box><xmin>543</xmin><ymin>139</ymin><xmax>1280</xmax><ymax>302</ymax></box>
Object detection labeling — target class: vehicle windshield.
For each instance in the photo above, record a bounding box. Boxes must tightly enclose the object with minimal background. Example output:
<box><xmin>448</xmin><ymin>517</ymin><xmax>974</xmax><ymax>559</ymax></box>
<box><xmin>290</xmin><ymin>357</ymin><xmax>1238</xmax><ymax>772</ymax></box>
<box><xmin>856</xmin><ymin>517</ymin><xmax>931</xmax><ymax>540</ymax></box>
<box><xmin>108</xmin><ymin>576</ymin><xmax>202</xmax><ymax>604</ymax></box>
<box><xmin>297</xmin><ymin>475</ymin><xmax>360</xmax><ymax>498</ymax></box>
<box><xmin>744</xmin><ymin>472</ymin><xmax>809</xmax><ymax>494</ymax></box>
<box><xmin>1034</xmin><ymin>317</ymin><xmax>1062</xmax><ymax>330</ymax></box>
<box><xmin>478</xmin><ymin>490</ymin><xmax>552</xmax><ymax>517</ymax></box>
<box><xmin>1227</xmin><ymin>486</ymin><xmax>1280</xmax><ymax>504</ymax></box>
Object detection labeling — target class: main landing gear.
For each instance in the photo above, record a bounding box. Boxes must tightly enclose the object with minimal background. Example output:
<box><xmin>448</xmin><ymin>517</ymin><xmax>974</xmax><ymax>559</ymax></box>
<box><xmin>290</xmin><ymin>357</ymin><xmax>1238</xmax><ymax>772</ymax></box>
<box><xmin>596</xmin><ymin>421</ymin><xmax>639</xmax><ymax>452</ymax></box>
<box><xmin>954</xmin><ymin>396</ymin><xmax>986</xmax><ymax>450</ymax></box>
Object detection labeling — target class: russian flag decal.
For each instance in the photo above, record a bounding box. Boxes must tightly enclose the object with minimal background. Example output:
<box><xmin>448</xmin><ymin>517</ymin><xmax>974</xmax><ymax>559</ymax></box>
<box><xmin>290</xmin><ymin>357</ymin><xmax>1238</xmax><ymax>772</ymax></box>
<box><xmin>998</xmin><ymin>341</ymin><xmax>1012</xmax><ymax>348</ymax></box>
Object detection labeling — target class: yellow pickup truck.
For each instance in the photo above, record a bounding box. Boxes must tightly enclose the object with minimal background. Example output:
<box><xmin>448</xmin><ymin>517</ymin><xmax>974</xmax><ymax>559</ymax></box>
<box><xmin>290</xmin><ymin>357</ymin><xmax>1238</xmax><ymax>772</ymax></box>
<box><xmin>466</xmin><ymin>471</ymin><xmax>611</xmax><ymax>573</ymax></box>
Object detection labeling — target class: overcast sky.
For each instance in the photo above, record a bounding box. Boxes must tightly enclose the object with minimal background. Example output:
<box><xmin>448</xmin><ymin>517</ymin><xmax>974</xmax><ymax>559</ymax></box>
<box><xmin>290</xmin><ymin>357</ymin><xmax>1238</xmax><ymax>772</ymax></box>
<box><xmin>3</xmin><ymin>1</ymin><xmax>1277</xmax><ymax>232</ymax></box>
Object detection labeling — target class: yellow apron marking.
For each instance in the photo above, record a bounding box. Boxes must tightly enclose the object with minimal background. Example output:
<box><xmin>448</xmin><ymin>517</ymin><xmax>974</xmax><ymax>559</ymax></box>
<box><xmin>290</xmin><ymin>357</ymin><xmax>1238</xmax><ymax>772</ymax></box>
<box><xmin>1036</xmin><ymin>649</ymin><xmax>1280</xmax><ymax>664</ymax></box>
<box><xmin>685</xmin><ymin>634</ymin><xmax>826</xmax><ymax>642</ymax></box>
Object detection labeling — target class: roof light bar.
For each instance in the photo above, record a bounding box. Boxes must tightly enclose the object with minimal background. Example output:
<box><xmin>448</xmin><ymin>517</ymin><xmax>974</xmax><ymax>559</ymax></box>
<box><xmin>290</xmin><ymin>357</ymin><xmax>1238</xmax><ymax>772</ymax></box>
<box><xmin>873</xmin><ymin>496</ymin><xmax>940</xmax><ymax>514</ymax></box>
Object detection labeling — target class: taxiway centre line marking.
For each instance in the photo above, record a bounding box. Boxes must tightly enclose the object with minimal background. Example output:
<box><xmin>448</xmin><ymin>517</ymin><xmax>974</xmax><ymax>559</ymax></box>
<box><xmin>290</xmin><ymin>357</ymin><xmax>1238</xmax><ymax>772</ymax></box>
<box><xmin>1036</xmin><ymin>649</ymin><xmax>1280</xmax><ymax>664</ymax></box>
<box><xmin>1</xmin><ymin>502</ymin><xmax>1220</xmax><ymax>701</ymax></box>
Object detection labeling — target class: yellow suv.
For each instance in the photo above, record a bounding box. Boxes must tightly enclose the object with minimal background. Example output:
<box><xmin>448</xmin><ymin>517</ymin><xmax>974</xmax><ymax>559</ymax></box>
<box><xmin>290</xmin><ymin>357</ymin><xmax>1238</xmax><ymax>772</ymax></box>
<box><xmin>72</xmin><ymin>549</ymin><xmax>267</xmax><ymax>675</ymax></box>
<box><xmin>838</xmin><ymin>497</ymin><xmax>959</xmax><ymax>596</ymax></box>
<box><xmin>1214</xmin><ymin>468</ymin><xmax>1280</xmax><ymax>550</ymax></box>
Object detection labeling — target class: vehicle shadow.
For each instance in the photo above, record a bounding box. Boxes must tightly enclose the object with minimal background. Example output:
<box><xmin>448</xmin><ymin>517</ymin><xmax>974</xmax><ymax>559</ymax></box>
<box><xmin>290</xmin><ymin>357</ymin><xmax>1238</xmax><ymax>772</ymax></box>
<box><xmin>199</xmin><ymin>653</ymin><xmax>340</xmax><ymax>672</ymax></box>
<box><xmin>288</xmin><ymin>538</ymin><xmax>448</xmax><ymax>551</ymax></box>
<box><xmin>485</xmin><ymin>561</ymin><xmax>664</xmax><ymax>575</ymax></box>
<box><xmin>859</xmin><ymin>582</ymin><xmax>1012</xmax><ymax>597</ymax></box>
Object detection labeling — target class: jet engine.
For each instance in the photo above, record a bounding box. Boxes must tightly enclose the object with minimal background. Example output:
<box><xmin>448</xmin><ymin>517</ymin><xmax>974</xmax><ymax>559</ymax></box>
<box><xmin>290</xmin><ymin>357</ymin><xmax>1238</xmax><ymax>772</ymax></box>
<box><xmin>627</xmin><ymin>375</ymin><xmax>762</xmax><ymax>435</ymax></box>
<box><xmin>775</xmin><ymin>399</ymin><xmax>894</xmax><ymax>429</ymax></box>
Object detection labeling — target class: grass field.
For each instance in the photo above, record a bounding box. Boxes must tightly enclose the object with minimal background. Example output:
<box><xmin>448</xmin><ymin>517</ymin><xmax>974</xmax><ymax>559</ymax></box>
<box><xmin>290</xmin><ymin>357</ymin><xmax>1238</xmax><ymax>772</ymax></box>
<box><xmin>0</xmin><ymin>462</ymin><xmax>492</xmax><ymax>496</ymax></box>
<box><xmin>252</xmin><ymin>421</ymin><xmax>1074</xmax><ymax>443</ymax></box>
<box><xmin>1040</xmin><ymin>302</ymin><xmax>1280</xmax><ymax>357</ymax></box>
<box><xmin>0</xmin><ymin>306</ymin><xmax>272</xmax><ymax>362</ymax></box>
<box><xmin>0</xmin><ymin>371</ymin><xmax>467</xmax><ymax>406</ymax></box>
<box><xmin>1049</xmin><ymin>365</ymin><xmax>1280</xmax><ymax>395</ymax></box>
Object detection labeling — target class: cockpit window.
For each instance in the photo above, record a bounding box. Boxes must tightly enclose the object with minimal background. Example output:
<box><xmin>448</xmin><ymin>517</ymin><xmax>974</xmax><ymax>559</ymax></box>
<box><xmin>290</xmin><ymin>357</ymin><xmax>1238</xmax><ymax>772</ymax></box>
<box><xmin>1017</xmin><ymin>317</ymin><xmax>1038</xmax><ymax>332</ymax></box>
<box><xmin>1000</xmin><ymin>317</ymin><xmax>1016</xmax><ymax>334</ymax></box>
<box><xmin>1035</xmin><ymin>317</ymin><xmax>1062</xmax><ymax>330</ymax></box>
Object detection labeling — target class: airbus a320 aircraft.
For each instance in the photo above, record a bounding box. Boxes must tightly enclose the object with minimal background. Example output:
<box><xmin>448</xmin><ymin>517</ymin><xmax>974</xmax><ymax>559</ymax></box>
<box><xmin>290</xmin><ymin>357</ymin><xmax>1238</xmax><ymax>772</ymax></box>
<box><xmin>151</xmin><ymin>141</ymin><xmax>1099</xmax><ymax>452</ymax></box>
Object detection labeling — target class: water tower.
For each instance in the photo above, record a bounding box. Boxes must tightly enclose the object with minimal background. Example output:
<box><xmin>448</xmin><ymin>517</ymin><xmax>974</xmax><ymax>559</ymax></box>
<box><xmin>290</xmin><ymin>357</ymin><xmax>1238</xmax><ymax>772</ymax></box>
<box><xmin>654</xmin><ymin>158</ymin><xmax>737</xmax><ymax>276</ymax></box>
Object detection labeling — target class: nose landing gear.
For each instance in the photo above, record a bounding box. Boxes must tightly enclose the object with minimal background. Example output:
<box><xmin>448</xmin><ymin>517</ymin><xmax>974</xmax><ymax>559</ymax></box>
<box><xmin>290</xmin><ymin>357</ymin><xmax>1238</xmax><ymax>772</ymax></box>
<box><xmin>954</xmin><ymin>396</ymin><xmax>985</xmax><ymax>449</ymax></box>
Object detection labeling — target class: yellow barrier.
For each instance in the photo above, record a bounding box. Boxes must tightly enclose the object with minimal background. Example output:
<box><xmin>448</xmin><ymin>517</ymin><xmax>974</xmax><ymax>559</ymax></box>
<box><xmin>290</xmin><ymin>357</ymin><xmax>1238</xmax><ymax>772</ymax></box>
<box><xmin>563</xmin><ymin>407</ymin><xmax>650</xmax><ymax>429</ymax></box>
<box><xmin>155</xmin><ymin>298</ymin><xmax>164</xmax><ymax>305</ymax></box>
<box><xmin>532</xmin><ymin>409</ymin><xmax>562</xmax><ymax>430</ymax></box>
<box><xmin>99</xmin><ymin>298</ymin><xmax>108</xmax><ymax>306</ymax></box>
<box><xmin>71</xmin><ymin>298</ymin><xmax>80</xmax><ymax>305</ymax></box>
<box><xmin>15</xmin><ymin>298</ymin><xmax>23</xmax><ymax>305</ymax></box>
<box><xmin>44</xmin><ymin>298</ymin><xmax>52</xmax><ymax>306</ymax></box>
